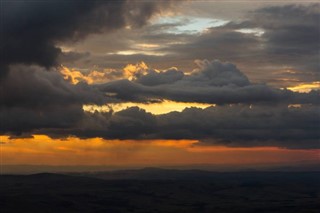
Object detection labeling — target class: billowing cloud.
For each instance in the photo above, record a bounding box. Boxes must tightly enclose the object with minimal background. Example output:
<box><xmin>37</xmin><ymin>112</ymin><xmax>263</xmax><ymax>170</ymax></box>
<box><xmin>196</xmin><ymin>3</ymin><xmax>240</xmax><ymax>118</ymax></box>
<box><xmin>136</xmin><ymin>67</ymin><xmax>184</xmax><ymax>86</ymax></box>
<box><xmin>158</xmin><ymin>105</ymin><xmax>320</xmax><ymax>149</ymax></box>
<box><xmin>98</xmin><ymin>60</ymin><xmax>320</xmax><ymax>104</ymax></box>
<box><xmin>31</xmin><ymin>104</ymin><xmax>320</xmax><ymax>149</ymax></box>
<box><xmin>1</xmin><ymin>65</ymin><xmax>107</xmax><ymax>108</ymax></box>
<box><xmin>0</xmin><ymin>65</ymin><xmax>110</xmax><ymax>135</ymax></box>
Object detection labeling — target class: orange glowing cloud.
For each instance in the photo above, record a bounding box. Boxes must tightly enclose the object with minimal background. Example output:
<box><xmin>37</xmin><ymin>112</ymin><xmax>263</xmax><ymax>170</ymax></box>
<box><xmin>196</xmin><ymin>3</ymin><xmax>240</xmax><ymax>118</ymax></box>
<box><xmin>287</xmin><ymin>81</ymin><xmax>320</xmax><ymax>93</ymax></box>
<box><xmin>59</xmin><ymin>65</ymin><xmax>121</xmax><ymax>85</ymax></box>
<box><xmin>59</xmin><ymin>62</ymin><xmax>153</xmax><ymax>84</ymax></box>
<box><xmin>60</xmin><ymin>65</ymin><xmax>93</xmax><ymax>84</ymax></box>
<box><xmin>123</xmin><ymin>61</ymin><xmax>149</xmax><ymax>80</ymax></box>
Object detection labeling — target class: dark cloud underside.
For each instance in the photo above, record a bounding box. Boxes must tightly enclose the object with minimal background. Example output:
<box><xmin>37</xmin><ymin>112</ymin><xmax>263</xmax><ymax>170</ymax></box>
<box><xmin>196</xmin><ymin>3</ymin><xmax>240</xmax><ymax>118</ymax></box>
<box><xmin>1</xmin><ymin>64</ymin><xmax>319</xmax><ymax>149</ymax></box>
<box><xmin>28</xmin><ymin>105</ymin><xmax>320</xmax><ymax>149</ymax></box>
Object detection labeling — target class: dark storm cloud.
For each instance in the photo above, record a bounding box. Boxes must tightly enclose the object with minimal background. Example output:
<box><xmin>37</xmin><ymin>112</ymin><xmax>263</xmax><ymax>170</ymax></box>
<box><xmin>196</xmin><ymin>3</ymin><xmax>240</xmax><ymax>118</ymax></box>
<box><xmin>0</xmin><ymin>0</ymin><xmax>174</xmax><ymax>76</ymax></box>
<box><xmin>158</xmin><ymin>105</ymin><xmax>320</xmax><ymax>149</ymax></box>
<box><xmin>39</xmin><ymin>106</ymin><xmax>158</xmax><ymax>140</ymax></box>
<box><xmin>98</xmin><ymin>59</ymin><xmax>320</xmax><ymax>104</ymax></box>
<box><xmin>0</xmin><ymin>65</ymin><xmax>113</xmax><ymax>135</ymax></box>
<box><xmin>36</xmin><ymin>104</ymin><xmax>320</xmax><ymax>149</ymax></box>
<box><xmin>0</xmin><ymin>65</ymin><xmax>107</xmax><ymax>108</ymax></box>
<box><xmin>1</xmin><ymin>103</ymin><xmax>83</xmax><ymax>135</ymax></box>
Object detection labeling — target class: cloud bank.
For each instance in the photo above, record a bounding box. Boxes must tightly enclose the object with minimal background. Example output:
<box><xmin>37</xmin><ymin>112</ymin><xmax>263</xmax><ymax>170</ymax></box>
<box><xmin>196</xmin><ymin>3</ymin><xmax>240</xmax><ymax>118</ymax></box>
<box><xmin>1</xmin><ymin>2</ymin><xmax>319</xmax><ymax>150</ymax></box>
<box><xmin>1</xmin><ymin>61</ymin><xmax>319</xmax><ymax>149</ymax></box>
<box><xmin>33</xmin><ymin>104</ymin><xmax>320</xmax><ymax>149</ymax></box>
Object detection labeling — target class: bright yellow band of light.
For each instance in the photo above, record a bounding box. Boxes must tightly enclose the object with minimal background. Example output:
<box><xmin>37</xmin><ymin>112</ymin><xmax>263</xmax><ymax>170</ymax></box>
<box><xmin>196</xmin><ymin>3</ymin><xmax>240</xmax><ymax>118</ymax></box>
<box><xmin>83</xmin><ymin>100</ymin><xmax>213</xmax><ymax>115</ymax></box>
<box><xmin>287</xmin><ymin>81</ymin><xmax>320</xmax><ymax>93</ymax></box>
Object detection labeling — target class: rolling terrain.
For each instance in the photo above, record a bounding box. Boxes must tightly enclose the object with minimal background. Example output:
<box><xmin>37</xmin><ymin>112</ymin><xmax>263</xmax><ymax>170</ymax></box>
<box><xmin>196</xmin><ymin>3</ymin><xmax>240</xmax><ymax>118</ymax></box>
<box><xmin>0</xmin><ymin>169</ymin><xmax>319</xmax><ymax>213</ymax></box>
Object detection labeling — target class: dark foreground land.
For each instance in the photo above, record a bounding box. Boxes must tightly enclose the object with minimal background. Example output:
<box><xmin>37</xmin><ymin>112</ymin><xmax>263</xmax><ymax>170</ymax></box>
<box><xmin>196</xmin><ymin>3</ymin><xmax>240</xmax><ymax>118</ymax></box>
<box><xmin>0</xmin><ymin>169</ymin><xmax>319</xmax><ymax>213</ymax></box>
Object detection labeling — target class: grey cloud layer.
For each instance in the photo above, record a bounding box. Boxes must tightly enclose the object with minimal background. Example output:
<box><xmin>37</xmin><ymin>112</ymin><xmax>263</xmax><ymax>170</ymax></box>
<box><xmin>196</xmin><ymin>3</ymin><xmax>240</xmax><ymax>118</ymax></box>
<box><xmin>230</xmin><ymin>4</ymin><xmax>319</xmax><ymax>72</ymax></box>
<box><xmin>33</xmin><ymin>105</ymin><xmax>320</xmax><ymax>149</ymax></box>
<box><xmin>1</xmin><ymin>61</ymin><xmax>319</xmax><ymax>149</ymax></box>
<box><xmin>1</xmin><ymin>65</ymin><xmax>107</xmax><ymax>108</ymax></box>
<box><xmin>161</xmin><ymin>4</ymin><xmax>320</xmax><ymax>78</ymax></box>
<box><xmin>62</xmin><ymin>4</ymin><xmax>319</xmax><ymax>86</ymax></box>
<box><xmin>98</xmin><ymin>60</ymin><xmax>319</xmax><ymax>104</ymax></box>
<box><xmin>0</xmin><ymin>65</ymin><xmax>112</xmax><ymax>134</ymax></box>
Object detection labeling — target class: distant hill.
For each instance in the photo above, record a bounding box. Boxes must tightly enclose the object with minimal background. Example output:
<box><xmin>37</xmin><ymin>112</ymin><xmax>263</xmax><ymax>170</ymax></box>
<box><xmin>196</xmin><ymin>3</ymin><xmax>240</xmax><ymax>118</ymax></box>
<box><xmin>1</xmin><ymin>170</ymin><xmax>319</xmax><ymax>213</ymax></box>
<box><xmin>82</xmin><ymin>167</ymin><xmax>320</xmax><ymax>182</ymax></box>
<box><xmin>2</xmin><ymin>160</ymin><xmax>320</xmax><ymax>174</ymax></box>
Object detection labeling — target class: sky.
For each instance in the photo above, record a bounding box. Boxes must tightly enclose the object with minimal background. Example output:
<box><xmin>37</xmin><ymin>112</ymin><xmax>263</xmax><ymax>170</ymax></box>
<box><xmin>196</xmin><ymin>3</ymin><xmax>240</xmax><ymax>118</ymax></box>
<box><xmin>0</xmin><ymin>0</ymin><xmax>319</xmax><ymax>169</ymax></box>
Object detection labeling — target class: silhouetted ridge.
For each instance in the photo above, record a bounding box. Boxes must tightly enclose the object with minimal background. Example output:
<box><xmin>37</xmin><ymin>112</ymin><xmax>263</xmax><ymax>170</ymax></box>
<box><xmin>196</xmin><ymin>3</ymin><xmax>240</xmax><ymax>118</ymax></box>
<box><xmin>0</xmin><ymin>171</ymin><xmax>319</xmax><ymax>213</ymax></box>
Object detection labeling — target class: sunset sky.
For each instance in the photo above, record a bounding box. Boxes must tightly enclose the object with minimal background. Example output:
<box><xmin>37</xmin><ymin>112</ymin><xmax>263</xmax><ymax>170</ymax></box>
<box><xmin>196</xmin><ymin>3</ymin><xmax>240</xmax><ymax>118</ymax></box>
<box><xmin>0</xmin><ymin>0</ymin><xmax>319</xmax><ymax>169</ymax></box>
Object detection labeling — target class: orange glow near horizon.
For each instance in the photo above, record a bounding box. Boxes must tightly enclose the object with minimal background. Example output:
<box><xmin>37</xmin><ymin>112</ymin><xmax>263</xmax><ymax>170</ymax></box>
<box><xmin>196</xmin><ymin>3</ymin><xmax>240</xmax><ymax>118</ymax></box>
<box><xmin>1</xmin><ymin>135</ymin><xmax>318</xmax><ymax>166</ymax></box>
